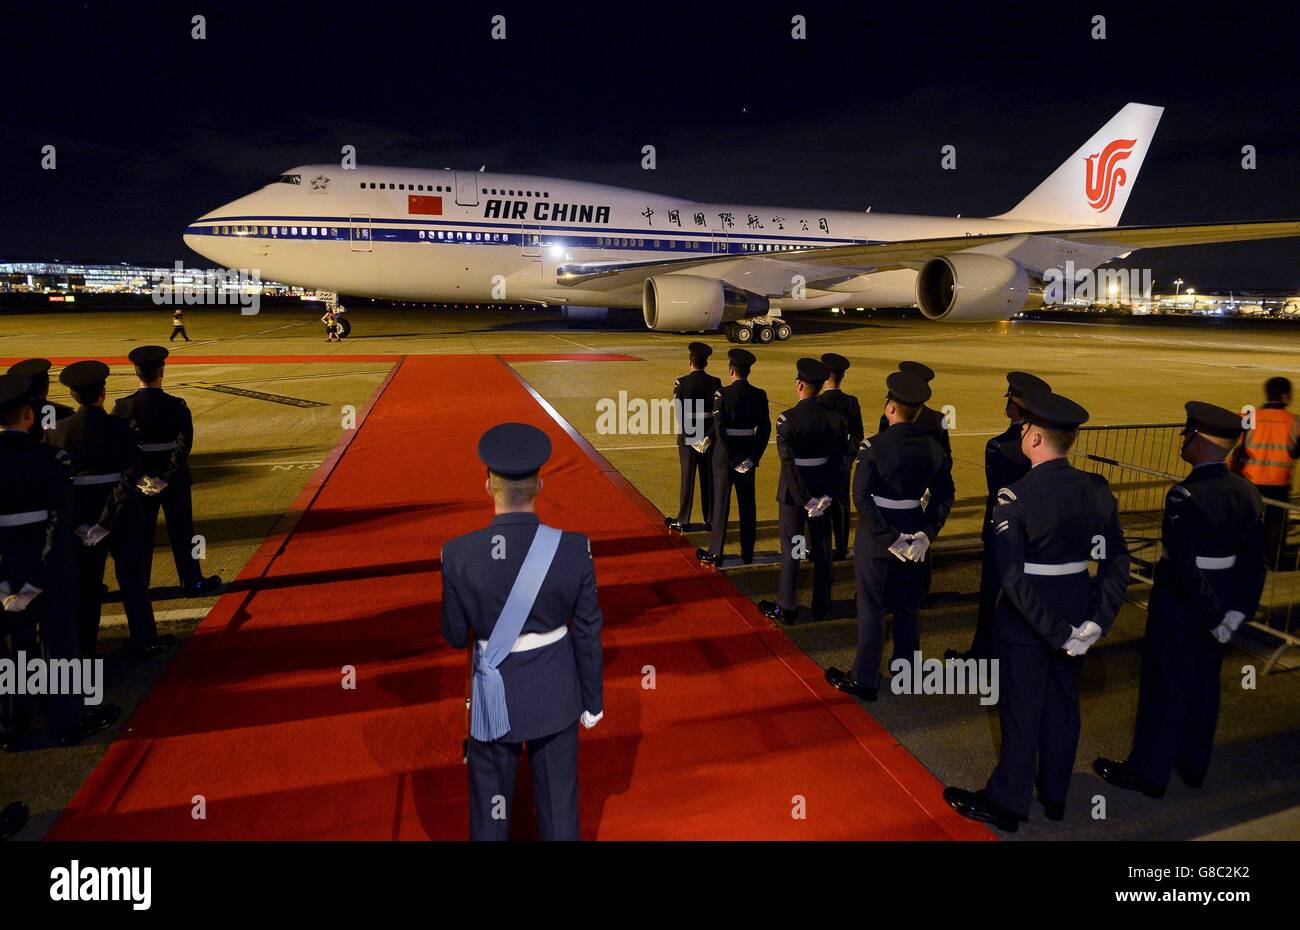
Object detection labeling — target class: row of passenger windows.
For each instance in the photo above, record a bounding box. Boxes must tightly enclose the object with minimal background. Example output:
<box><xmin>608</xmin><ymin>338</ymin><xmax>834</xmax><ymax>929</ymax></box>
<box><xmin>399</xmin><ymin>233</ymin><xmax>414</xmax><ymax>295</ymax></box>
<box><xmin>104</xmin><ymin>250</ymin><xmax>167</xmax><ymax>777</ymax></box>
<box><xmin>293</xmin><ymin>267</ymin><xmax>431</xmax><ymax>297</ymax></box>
<box><xmin>213</xmin><ymin>225</ymin><xmax>337</xmax><ymax>237</ymax></box>
<box><xmin>419</xmin><ymin>230</ymin><xmax>508</xmax><ymax>241</ymax></box>
<box><xmin>484</xmin><ymin>188</ymin><xmax>549</xmax><ymax>197</ymax></box>
<box><xmin>595</xmin><ymin>237</ymin><xmax>704</xmax><ymax>250</ymax></box>
<box><xmin>360</xmin><ymin>182</ymin><xmax>449</xmax><ymax>192</ymax></box>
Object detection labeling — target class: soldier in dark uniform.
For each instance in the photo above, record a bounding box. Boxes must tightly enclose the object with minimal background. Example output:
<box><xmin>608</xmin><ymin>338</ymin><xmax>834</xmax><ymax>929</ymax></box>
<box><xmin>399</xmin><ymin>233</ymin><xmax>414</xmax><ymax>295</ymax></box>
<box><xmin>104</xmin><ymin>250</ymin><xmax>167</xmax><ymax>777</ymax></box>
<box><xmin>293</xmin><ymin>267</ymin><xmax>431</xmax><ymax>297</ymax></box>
<box><xmin>698</xmin><ymin>348</ymin><xmax>770</xmax><ymax>567</ymax></box>
<box><xmin>758</xmin><ymin>358</ymin><xmax>850</xmax><ymax>623</ymax></box>
<box><xmin>818</xmin><ymin>353</ymin><xmax>864</xmax><ymax>561</ymax></box>
<box><xmin>7</xmin><ymin>359</ymin><xmax>74</xmax><ymax>441</ymax></box>
<box><xmin>944</xmin><ymin>389</ymin><xmax>1129</xmax><ymax>831</ymax></box>
<box><xmin>112</xmin><ymin>346</ymin><xmax>221</xmax><ymax>596</ymax></box>
<box><xmin>1094</xmin><ymin>402</ymin><xmax>1267</xmax><ymax>798</ymax></box>
<box><xmin>948</xmin><ymin>371</ymin><xmax>1051</xmax><ymax>662</ymax></box>
<box><xmin>878</xmin><ymin>361</ymin><xmax>951</xmax><ymax>460</ymax></box>
<box><xmin>441</xmin><ymin>423</ymin><xmax>604</xmax><ymax>841</ymax></box>
<box><xmin>665</xmin><ymin>342</ymin><xmax>722</xmax><ymax>532</ymax></box>
<box><xmin>52</xmin><ymin>361</ymin><xmax>166</xmax><ymax>658</ymax></box>
<box><xmin>0</xmin><ymin>373</ymin><xmax>119</xmax><ymax>750</ymax></box>
<box><xmin>826</xmin><ymin>371</ymin><xmax>955</xmax><ymax>700</ymax></box>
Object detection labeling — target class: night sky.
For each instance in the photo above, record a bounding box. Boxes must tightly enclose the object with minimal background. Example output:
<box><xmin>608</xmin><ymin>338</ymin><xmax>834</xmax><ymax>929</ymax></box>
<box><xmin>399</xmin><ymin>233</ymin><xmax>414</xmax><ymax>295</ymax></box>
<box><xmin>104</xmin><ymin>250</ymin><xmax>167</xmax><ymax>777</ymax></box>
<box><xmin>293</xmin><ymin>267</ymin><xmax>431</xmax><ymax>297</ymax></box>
<box><xmin>4</xmin><ymin>0</ymin><xmax>1297</xmax><ymax>289</ymax></box>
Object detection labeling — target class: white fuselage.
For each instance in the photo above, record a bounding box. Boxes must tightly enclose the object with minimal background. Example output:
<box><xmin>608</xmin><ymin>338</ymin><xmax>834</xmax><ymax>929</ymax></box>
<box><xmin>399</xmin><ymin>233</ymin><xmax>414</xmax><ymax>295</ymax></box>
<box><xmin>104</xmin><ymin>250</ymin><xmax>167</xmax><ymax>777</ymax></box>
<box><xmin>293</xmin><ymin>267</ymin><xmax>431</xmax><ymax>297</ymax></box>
<box><xmin>183</xmin><ymin>165</ymin><xmax>1057</xmax><ymax>310</ymax></box>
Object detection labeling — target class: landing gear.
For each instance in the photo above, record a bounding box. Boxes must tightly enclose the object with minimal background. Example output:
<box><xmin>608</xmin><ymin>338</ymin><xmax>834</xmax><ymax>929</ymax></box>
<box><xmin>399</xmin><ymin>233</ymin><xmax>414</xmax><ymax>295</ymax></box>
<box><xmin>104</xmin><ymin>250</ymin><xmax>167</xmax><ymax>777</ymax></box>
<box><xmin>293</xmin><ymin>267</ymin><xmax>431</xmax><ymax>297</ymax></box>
<box><xmin>725</xmin><ymin>316</ymin><xmax>792</xmax><ymax>343</ymax></box>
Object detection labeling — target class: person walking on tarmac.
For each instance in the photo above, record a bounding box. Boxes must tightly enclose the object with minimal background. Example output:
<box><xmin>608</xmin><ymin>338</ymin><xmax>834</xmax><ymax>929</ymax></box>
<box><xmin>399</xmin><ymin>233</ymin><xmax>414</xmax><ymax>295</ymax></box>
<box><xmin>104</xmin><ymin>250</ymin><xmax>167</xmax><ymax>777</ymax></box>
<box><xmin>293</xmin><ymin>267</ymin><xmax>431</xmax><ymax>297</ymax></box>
<box><xmin>169</xmin><ymin>308</ymin><xmax>190</xmax><ymax>342</ymax></box>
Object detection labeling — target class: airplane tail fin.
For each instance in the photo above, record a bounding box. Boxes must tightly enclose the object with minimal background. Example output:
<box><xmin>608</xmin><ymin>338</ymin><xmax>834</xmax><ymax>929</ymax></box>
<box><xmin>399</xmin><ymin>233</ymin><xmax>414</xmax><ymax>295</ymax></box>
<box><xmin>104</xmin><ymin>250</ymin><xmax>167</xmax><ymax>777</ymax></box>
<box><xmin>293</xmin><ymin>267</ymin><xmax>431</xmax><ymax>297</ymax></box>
<box><xmin>997</xmin><ymin>102</ymin><xmax>1164</xmax><ymax>228</ymax></box>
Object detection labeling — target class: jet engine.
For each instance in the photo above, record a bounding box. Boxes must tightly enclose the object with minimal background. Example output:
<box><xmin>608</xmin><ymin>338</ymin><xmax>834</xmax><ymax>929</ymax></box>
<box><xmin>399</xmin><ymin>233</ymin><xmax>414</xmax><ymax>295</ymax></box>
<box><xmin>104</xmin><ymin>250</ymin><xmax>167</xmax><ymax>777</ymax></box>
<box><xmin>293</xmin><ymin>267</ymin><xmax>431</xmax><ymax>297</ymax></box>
<box><xmin>915</xmin><ymin>253</ymin><xmax>1043</xmax><ymax>321</ymax></box>
<box><xmin>642</xmin><ymin>274</ymin><xmax>769</xmax><ymax>332</ymax></box>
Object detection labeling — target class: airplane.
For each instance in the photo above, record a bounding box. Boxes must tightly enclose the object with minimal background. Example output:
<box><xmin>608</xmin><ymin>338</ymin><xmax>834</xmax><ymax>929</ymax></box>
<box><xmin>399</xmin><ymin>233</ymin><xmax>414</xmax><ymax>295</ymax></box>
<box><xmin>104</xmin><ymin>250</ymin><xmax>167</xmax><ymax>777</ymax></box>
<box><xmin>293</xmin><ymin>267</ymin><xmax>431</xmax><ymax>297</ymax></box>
<box><xmin>184</xmin><ymin>103</ymin><xmax>1299</xmax><ymax>343</ymax></box>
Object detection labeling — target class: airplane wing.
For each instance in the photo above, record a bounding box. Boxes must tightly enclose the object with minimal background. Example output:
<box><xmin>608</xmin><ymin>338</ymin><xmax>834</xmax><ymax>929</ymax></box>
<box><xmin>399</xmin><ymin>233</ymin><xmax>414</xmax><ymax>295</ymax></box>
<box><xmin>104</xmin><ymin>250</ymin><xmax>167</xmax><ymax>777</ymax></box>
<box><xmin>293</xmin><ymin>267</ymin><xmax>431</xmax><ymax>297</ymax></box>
<box><xmin>556</xmin><ymin>219</ymin><xmax>1300</xmax><ymax>295</ymax></box>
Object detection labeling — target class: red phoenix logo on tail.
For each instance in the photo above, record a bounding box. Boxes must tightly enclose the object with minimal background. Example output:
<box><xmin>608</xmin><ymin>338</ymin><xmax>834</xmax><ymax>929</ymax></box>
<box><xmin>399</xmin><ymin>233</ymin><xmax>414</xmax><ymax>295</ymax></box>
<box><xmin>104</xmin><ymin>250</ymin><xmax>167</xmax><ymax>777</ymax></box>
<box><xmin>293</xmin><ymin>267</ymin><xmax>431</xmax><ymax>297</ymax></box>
<box><xmin>1083</xmin><ymin>138</ymin><xmax>1137</xmax><ymax>212</ymax></box>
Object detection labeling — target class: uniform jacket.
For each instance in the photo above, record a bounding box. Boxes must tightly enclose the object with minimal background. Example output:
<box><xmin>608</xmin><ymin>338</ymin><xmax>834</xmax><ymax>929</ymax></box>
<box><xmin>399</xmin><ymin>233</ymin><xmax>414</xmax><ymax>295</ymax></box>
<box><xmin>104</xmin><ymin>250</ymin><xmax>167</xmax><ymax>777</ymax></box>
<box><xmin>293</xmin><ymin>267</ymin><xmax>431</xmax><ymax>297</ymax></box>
<box><xmin>819</xmin><ymin>389</ymin><xmax>865</xmax><ymax>457</ymax></box>
<box><xmin>879</xmin><ymin>404</ymin><xmax>951</xmax><ymax>458</ymax></box>
<box><xmin>0</xmin><ymin>429</ymin><xmax>72</xmax><ymax>593</ymax></box>
<box><xmin>852</xmin><ymin>421</ymin><xmax>955</xmax><ymax>556</ymax></box>
<box><xmin>991</xmin><ymin>458</ymin><xmax>1130</xmax><ymax>648</ymax></box>
<box><xmin>112</xmin><ymin>387</ymin><xmax>194</xmax><ymax>484</ymax></box>
<box><xmin>983</xmin><ymin>421</ymin><xmax>1030</xmax><ymax>542</ymax></box>
<box><xmin>28</xmin><ymin>399</ymin><xmax>74</xmax><ymax>442</ymax></box>
<box><xmin>51</xmin><ymin>406</ymin><xmax>146</xmax><ymax>531</ymax></box>
<box><xmin>673</xmin><ymin>368</ymin><xmax>722</xmax><ymax>447</ymax></box>
<box><xmin>711</xmin><ymin>379</ymin><xmax>771</xmax><ymax>470</ymax></box>
<box><xmin>441</xmin><ymin>512</ymin><xmax>604</xmax><ymax>743</ymax></box>
<box><xmin>1150</xmin><ymin>462</ymin><xmax>1267</xmax><ymax>631</ymax></box>
<box><xmin>775</xmin><ymin>396</ymin><xmax>850</xmax><ymax>505</ymax></box>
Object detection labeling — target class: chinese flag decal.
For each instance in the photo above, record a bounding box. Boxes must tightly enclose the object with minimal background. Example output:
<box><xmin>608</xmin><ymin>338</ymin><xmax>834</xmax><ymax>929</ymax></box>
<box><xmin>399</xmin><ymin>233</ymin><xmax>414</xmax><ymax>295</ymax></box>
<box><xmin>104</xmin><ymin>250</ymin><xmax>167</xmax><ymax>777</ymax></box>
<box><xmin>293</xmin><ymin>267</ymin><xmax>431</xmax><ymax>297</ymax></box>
<box><xmin>408</xmin><ymin>195</ymin><xmax>443</xmax><ymax>216</ymax></box>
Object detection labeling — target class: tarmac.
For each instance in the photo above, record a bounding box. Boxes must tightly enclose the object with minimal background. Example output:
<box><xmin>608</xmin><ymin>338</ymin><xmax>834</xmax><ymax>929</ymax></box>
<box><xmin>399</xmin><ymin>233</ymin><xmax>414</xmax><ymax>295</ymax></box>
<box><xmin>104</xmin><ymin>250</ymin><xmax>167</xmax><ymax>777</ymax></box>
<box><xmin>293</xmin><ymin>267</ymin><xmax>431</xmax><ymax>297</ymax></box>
<box><xmin>1</xmin><ymin>303</ymin><xmax>1297</xmax><ymax>839</ymax></box>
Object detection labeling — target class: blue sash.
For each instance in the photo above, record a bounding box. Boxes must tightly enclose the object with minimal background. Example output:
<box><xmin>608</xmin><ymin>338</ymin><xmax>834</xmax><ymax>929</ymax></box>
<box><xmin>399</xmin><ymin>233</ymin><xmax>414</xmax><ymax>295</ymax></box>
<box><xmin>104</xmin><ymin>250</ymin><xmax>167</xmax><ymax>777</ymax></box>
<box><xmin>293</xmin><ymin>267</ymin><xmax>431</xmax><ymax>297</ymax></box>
<box><xmin>470</xmin><ymin>524</ymin><xmax>563</xmax><ymax>742</ymax></box>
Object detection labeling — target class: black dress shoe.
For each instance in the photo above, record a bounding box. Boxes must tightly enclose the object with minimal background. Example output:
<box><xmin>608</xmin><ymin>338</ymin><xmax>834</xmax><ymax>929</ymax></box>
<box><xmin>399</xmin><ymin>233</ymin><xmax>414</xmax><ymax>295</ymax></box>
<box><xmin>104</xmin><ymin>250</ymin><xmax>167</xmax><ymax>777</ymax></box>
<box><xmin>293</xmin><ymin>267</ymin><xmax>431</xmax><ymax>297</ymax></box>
<box><xmin>833</xmin><ymin>550</ymin><xmax>848</xmax><ymax>562</ymax></box>
<box><xmin>824</xmin><ymin>667</ymin><xmax>877</xmax><ymax>700</ymax></box>
<box><xmin>1180</xmin><ymin>771</ymin><xmax>1205</xmax><ymax>790</ymax></box>
<box><xmin>1040</xmin><ymin>798</ymin><xmax>1066</xmax><ymax>821</ymax></box>
<box><xmin>695</xmin><ymin>547</ymin><xmax>723</xmax><ymax>566</ymax></box>
<box><xmin>757</xmin><ymin>600</ymin><xmax>797</xmax><ymax>623</ymax></box>
<box><xmin>184</xmin><ymin>574</ymin><xmax>223</xmax><ymax>596</ymax></box>
<box><xmin>131</xmin><ymin>633</ymin><xmax>176</xmax><ymax>659</ymax></box>
<box><xmin>1092</xmin><ymin>757</ymin><xmax>1166</xmax><ymax>799</ymax></box>
<box><xmin>59</xmin><ymin>705</ymin><xmax>121</xmax><ymax>746</ymax></box>
<box><xmin>811</xmin><ymin>605</ymin><xmax>831</xmax><ymax>623</ymax></box>
<box><xmin>0</xmin><ymin>801</ymin><xmax>29</xmax><ymax>840</ymax></box>
<box><xmin>740</xmin><ymin>553</ymin><xmax>754</xmax><ymax>565</ymax></box>
<box><xmin>702</xmin><ymin>523</ymin><xmax>712</xmax><ymax>532</ymax></box>
<box><xmin>943</xmin><ymin>787</ymin><xmax>1021</xmax><ymax>832</ymax></box>
<box><xmin>0</xmin><ymin>731</ymin><xmax>23</xmax><ymax>753</ymax></box>
<box><xmin>663</xmin><ymin>516</ymin><xmax>681</xmax><ymax>531</ymax></box>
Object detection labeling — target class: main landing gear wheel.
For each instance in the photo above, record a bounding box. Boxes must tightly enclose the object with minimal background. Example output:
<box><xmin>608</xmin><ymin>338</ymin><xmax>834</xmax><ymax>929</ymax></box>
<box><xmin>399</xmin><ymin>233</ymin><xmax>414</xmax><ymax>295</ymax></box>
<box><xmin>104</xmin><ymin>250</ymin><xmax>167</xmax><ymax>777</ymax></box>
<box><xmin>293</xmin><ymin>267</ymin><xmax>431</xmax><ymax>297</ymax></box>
<box><xmin>754</xmin><ymin>324</ymin><xmax>775</xmax><ymax>344</ymax></box>
<box><xmin>728</xmin><ymin>322</ymin><xmax>755</xmax><ymax>344</ymax></box>
<box><xmin>774</xmin><ymin>321</ymin><xmax>793</xmax><ymax>341</ymax></box>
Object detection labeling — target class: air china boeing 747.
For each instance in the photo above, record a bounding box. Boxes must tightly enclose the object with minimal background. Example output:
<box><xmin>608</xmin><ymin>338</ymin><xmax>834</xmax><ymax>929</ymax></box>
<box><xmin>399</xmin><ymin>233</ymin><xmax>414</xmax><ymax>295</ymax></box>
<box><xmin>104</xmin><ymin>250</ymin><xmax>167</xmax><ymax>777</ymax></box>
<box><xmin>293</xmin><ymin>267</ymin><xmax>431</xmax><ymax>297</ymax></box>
<box><xmin>184</xmin><ymin>103</ymin><xmax>1299</xmax><ymax>343</ymax></box>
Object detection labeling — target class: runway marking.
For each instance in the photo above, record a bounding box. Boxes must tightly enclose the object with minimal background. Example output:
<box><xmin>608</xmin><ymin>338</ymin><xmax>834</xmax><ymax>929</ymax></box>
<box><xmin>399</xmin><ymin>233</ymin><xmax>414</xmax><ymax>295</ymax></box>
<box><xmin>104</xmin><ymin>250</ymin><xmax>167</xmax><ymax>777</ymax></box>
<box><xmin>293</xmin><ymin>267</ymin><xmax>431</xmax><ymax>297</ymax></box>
<box><xmin>181</xmin><ymin>380</ymin><xmax>327</xmax><ymax>407</ymax></box>
<box><xmin>100</xmin><ymin>607</ymin><xmax>211</xmax><ymax>626</ymax></box>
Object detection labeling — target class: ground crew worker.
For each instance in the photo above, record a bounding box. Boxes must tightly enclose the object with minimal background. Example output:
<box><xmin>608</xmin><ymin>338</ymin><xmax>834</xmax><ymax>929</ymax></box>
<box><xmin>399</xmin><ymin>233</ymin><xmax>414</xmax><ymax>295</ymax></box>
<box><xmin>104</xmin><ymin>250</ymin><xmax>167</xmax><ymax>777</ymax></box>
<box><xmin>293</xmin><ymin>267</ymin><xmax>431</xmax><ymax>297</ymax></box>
<box><xmin>1095</xmin><ymin>401</ymin><xmax>1267</xmax><ymax>798</ymax></box>
<box><xmin>112</xmin><ymin>345</ymin><xmax>221</xmax><ymax>596</ymax></box>
<box><xmin>6</xmin><ymin>359</ymin><xmax>74</xmax><ymax>441</ymax></box>
<box><xmin>169</xmin><ymin>307</ymin><xmax>190</xmax><ymax>342</ymax></box>
<box><xmin>53</xmin><ymin>361</ymin><xmax>165</xmax><ymax>657</ymax></box>
<box><xmin>1233</xmin><ymin>376</ymin><xmax>1298</xmax><ymax>568</ymax></box>
<box><xmin>440</xmin><ymin>422</ymin><xmax>604</xmax><ymax>841</ymax></box>
<box><xmin>698</xmin><ymin>348</ymin><xmax>770</xmax><ymax>566</ymax></box>
<box><xmin>818</xmin><ymin>353</ymin><xmax>864</xmax><ymax>560</ymax></box>
<box><xmin>944</xmin><ymin>389</ymin><xmax>1129</xmax><ymax>831</ymax></box>
<box><xmin>758</xmin><ymin>357</ymin><xmax>850</xmax><ymax>624</ymax></box>
<box><xmin>666</xmin><ymin>342</ymin><xmax>721</xmax><ymax>532</ymax></box>
<box><xmin>825</xmin><ymin>370</ymin><xmax>954</xmax><ymax>700</ymax></box>
<box><xmin>949</xmin><ymin>371</ymin><xmax>1051</xmax><ymax>661</ymax></box>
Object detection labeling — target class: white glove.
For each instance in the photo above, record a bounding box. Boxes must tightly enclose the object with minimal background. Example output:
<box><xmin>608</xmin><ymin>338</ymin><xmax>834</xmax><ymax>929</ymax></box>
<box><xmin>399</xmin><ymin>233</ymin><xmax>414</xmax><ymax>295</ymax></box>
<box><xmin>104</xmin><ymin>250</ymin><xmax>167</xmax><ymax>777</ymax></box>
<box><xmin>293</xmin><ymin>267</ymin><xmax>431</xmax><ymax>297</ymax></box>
<box><xmin>580</xmin><ymin>710</ymin><xmax>603</xmax><ymax>729</ymax></box>
<box><xmin>1211</xmin><ymin>610</ymin><xmax>1246</xmax><ymax>644</ymax></box>
<box><xmin>77</xmin><ymin>524</ymin><xmax>110</xmax><ymax>546</ymax></box>
<box><xmin>138</xmin><ymin>476</ymin><xmax>168</xmax><ymax>496</ymax></box>
<box><xmin>1064</xmin><ymin>620</ymin><xmax>1103</xmax><ymax>656</ymax></box>
<box><xmin>887</xmin><ymin>534</ymin><xmax>913</xmax><ymax>561</ymax></box>
<box><xmin>690</xmin><ymin>436</ymin><xmax>712</xmax><ymax>454</ymax></box>
<box><xmin>805</xmin><ymin>496</ymin><xmax>831</xmax><ymax>518</ymax></box>
<box><xmin>905</xmin><ymin>532</ymin><xmax>930</xmax><ymax>562</ymax></box>
<box><xmin>734</xmin><ymin>458</ymin><xmax>754</xmax><ymax>474</ymax></box>
<box><xmin>2</xmin><ymin>584</ymin><xmax>43</xmax><ymax>613</ymax></box>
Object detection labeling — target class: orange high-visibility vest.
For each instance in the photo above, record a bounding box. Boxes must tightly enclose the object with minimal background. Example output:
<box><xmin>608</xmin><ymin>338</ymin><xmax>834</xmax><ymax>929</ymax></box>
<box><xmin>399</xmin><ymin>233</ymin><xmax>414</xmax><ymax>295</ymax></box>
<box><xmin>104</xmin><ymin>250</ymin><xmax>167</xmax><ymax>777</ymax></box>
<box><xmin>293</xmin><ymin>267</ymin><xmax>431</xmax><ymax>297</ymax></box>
<box><xmin>1239</xmin><ymin>407</ymin><xmax>1300</xmax><ymax>486</ymax></box>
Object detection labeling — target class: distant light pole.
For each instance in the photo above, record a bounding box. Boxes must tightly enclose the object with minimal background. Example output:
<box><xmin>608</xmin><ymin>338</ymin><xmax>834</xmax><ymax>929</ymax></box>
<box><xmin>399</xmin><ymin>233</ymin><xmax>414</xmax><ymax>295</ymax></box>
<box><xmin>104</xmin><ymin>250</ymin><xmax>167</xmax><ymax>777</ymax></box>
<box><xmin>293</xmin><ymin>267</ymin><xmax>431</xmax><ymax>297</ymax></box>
<box><xmin>1174</xmin><ymin>277</ymin><xmax>1184</xmax><ymax>296</ymax></box>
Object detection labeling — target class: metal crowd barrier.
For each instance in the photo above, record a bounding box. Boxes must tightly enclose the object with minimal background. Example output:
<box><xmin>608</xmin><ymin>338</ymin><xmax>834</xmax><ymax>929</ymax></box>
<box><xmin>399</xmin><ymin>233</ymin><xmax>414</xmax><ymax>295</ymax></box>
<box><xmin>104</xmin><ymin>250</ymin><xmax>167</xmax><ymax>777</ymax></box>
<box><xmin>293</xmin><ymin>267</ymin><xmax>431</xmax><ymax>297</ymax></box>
<box><xmin>1070</xmin><ymin>422</ymin><xmax>1300</xmax><ymax>673</ymax></box>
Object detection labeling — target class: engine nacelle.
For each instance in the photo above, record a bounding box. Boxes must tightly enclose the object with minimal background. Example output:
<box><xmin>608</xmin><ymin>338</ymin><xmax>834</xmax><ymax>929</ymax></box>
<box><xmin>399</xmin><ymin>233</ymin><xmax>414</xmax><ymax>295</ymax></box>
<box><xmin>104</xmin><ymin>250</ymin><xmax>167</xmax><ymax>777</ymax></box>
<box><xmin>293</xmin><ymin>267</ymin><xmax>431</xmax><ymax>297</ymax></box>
<box><xmin>915</xmin><ymin>253</ymin><xmax>1043</xmax><ymax>321</ymax></box>
<box><xmin>642</xmin><ymin>274</ymin><xmax>769</xmax><ymax>332</ymax></box>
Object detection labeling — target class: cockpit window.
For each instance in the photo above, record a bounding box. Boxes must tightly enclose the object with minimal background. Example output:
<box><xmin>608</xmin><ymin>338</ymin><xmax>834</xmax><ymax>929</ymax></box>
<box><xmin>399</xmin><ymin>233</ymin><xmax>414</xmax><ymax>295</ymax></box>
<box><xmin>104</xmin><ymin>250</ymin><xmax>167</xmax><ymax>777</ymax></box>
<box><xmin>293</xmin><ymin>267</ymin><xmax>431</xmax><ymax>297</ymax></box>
<box><xmin>275</xmin><ymin>174</ymin><xmax>301</xmax><ymax>185</ymax></box>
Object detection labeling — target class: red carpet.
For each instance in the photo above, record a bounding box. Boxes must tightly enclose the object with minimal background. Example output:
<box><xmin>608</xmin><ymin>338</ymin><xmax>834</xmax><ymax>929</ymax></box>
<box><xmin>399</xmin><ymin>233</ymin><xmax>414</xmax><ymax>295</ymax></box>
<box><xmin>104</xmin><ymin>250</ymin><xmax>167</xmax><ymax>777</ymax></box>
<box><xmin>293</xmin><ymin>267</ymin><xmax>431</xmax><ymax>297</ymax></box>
<box><xmin>49</xmin><ymin>355</ymin><xmax>991</xmax><ymax>841</ymax></box>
